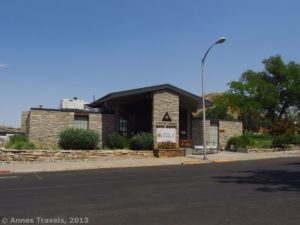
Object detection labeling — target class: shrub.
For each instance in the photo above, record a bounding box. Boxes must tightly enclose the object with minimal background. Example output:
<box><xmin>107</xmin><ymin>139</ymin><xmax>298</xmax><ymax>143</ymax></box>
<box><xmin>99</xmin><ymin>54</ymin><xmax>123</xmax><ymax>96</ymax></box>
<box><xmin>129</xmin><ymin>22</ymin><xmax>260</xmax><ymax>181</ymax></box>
<box><xmin>292</xmin><ymin>135</ymin><xmax>300</xmax><ymax>144</ymax></box>
<box><xmin>107</xmin><ymin>132</ymin><xmax>128</xmax><ymax>149</ymax></box>
<box><xmin>5</xmin><ymin>135</ymin><xmax>35</xmax><ymax>150</ymax></box>
<box><xmin>129</xmin><ymin>133</ymin><xmax>153</xmax><ymax>150</ymax></box>
<box><xmin>59</xmin><ymin>128</ymin><xmax>99</xmax><ymax>150</ymax></box>
<box><xmin>272</xmin><ymin>134</ymin><xmax>293</xmax><ymax>146</ymax></box>
<box><xmin>227</xmin><ymin>134</ymin><xmax>252</xmax><ymax>150</ymax></box>
<box><xmin>247</xmin><ymin>132</ymin><xmax>273</xmax><ymax>148</ymax></box>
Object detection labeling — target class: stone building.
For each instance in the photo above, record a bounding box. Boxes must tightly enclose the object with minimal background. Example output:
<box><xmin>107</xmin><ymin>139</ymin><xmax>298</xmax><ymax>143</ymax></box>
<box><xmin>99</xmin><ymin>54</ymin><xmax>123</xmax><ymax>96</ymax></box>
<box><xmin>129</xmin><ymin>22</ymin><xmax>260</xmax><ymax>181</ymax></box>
<box><xmin>23</xmin><ymin>84</ymin><xmax>243</xmax><ymax>150</ymax></box>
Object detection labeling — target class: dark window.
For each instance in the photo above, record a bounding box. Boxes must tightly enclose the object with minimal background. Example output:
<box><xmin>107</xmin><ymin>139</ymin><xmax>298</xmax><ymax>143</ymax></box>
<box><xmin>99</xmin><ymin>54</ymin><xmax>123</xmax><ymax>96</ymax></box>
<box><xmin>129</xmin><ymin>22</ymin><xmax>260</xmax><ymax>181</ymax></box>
<box><xmin>179</xmin><ymin>107</ymin><xmax>187</xmax><ymax>140</ymax></box>
<box><xmin>119</xmin><ymin>118</ymin><xmax>128</xmax><ymax>136</ymax></box>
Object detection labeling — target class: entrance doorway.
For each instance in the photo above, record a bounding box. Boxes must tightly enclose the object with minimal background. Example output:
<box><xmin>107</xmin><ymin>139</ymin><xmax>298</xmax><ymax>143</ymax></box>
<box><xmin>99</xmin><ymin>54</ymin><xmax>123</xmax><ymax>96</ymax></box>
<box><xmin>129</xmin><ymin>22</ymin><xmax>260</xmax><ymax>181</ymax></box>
<box><xmin>119</xmin><ymin>98</ymin><xmax>152</xmax><ymax>136</ymax></box>
<box><xmin>208</xmin><ymin>122</ymin><xmax>219</xmax><ymax>147</ymax></box>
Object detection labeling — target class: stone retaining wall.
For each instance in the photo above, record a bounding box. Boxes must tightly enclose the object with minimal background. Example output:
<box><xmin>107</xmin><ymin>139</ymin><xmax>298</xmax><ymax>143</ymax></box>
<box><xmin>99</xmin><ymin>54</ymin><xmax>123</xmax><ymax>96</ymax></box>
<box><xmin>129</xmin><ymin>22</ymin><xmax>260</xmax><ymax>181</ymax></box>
<box><xmin>0</xmin><ymin>150</ymin><xmax>153</xmax><ymax>162</ymax></box>
<box><xmin>153</xmin><ymin>149</ymin><xmax>185</xmax><ymax>158</ymax></box>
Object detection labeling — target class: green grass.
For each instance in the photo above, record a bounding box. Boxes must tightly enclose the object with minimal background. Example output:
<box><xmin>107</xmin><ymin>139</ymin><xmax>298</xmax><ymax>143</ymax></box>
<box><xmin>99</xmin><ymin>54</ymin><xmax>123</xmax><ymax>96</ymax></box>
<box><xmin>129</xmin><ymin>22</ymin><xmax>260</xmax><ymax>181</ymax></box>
<box><xmin>228</xmin><ymin>133</ymin><xmax>300</xmax><ymax>150</ymax></box>
<box><xmin>247</xmin><ymin>133</ymin><xmax>273</xmax><ymax>148</ymax></box>
<box><xmin>5</xmin><ymin>135</ymin><xmax>35</xmax><ymax>150</ymax></box>
<box><xmin>227</xmin><ymin>133</ymin><xmax>273</xmax><ymax>150</ymax></box>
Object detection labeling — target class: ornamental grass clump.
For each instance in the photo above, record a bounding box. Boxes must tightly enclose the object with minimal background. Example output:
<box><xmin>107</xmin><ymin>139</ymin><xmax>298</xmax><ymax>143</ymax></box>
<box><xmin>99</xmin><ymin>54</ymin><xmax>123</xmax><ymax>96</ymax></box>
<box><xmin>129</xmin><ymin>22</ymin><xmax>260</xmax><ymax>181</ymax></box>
<box><xmin>129</xmin><ymin>133</ymin><xmax>153</xmax><ymax>150</ymax></box>
<box><xmin>59</xmin><ymin>128</ymin><xmax>99</xmax><ymax>150</ymax></box>
<box><xmin>107</xmin><ymin>132</ymin><xmax>128</xmax><ymax>149</ymax></box>
<box><xmin>5</xmin><ymin>135</ymin><xmax>35</xmax><ymax>150</ymax></box>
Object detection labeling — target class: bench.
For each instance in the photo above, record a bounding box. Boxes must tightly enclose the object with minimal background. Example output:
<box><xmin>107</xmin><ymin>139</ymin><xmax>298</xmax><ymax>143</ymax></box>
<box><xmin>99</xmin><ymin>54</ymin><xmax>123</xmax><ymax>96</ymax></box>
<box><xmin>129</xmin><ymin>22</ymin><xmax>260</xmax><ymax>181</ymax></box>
<box><xmin>194</xmin><ymin>145</ymin><xmax>218</xmax><ymax>154</ymax></box>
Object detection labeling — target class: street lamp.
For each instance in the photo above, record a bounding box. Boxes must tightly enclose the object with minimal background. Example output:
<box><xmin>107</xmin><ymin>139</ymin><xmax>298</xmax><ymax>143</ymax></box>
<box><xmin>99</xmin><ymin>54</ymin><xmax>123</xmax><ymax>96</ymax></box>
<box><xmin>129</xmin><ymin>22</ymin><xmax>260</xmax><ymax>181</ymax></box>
<box><xmin>201</xmin><ymin>37</ymin><xmax>226</xmax><ymax>160</ymax></box>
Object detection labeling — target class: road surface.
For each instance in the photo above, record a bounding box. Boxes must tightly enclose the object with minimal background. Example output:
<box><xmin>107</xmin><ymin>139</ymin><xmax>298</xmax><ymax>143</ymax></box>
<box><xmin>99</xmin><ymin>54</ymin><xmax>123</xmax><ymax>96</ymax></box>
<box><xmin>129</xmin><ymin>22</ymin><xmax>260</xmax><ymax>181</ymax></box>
<box><xmin>1</xmin><ymin>157</ymin><xmax>300</xmax><ymax>225</ymax></box>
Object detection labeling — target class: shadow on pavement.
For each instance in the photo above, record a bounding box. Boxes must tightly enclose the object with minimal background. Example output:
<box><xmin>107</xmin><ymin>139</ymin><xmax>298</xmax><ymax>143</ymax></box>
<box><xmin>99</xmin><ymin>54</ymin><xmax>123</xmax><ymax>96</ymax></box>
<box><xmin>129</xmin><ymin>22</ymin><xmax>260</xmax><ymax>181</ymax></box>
<box><xmin>286</xmin><ymin>162</ymin><xmax>300</xmax><ymax>167</ymax></box>
<box><xmin>213</xmin><ymin>169</ymin><xmax>300</xmax><ymax>192</ymax></box>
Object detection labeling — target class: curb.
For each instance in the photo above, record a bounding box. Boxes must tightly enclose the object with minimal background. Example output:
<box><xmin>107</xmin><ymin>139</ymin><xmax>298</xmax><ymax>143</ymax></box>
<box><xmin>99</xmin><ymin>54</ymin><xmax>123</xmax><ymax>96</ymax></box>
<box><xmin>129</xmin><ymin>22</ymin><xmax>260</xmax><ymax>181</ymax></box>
<box><xmin>181</xmin><ymin>161</ymin><xmax>209</xmax><ymax>165</ymax></box>
<box><xmin>212</xmin><ymin>160</ymin><xmax>234</xmax><ymax>163</ymax></box>
<box><xmin>0</xmin><ymin>170</ymin><xmax>11</xmax><ymax>174</ymax></box>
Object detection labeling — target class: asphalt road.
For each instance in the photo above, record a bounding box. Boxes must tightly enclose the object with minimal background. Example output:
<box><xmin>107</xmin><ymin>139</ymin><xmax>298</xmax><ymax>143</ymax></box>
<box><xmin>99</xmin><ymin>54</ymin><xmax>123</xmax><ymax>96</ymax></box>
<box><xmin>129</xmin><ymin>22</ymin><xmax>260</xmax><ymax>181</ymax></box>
<box><xmin>1</xmin><ymin>157</ymin><xmax>300</xmax><ymax>225</ymax></box>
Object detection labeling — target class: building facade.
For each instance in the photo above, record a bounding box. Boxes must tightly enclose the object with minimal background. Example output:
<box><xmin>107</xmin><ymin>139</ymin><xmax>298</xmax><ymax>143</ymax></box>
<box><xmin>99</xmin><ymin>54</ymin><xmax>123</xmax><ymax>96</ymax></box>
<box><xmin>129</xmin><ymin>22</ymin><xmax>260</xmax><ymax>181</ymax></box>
<box><xmin>23</xmin><ymin>84</ymin><xmax>242</xmax><ymax>149</ymax></box>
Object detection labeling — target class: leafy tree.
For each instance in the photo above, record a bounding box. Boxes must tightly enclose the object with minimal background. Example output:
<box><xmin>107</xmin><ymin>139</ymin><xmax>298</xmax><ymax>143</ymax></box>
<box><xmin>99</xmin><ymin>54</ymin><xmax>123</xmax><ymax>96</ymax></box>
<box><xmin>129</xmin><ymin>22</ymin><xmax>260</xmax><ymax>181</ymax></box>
<box><xmin>197</xmin><ymin>95</ymin><xmax>234</xmax><ymax>120</ymax></box>
<box><xmin>226</xmin><ymin>55</ymin><xmax>300</xmax><ymax>132</ymax></box>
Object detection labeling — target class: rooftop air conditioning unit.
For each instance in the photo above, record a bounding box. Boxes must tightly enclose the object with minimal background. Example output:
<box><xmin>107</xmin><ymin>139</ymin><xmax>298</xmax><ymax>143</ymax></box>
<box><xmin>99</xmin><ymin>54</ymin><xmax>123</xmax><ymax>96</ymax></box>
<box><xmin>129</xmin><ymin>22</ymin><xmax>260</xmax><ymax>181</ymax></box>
<box><xmin>60</xmin><ymin>97</ymin><xmax>88</xmax><ymax>110</ymax></box>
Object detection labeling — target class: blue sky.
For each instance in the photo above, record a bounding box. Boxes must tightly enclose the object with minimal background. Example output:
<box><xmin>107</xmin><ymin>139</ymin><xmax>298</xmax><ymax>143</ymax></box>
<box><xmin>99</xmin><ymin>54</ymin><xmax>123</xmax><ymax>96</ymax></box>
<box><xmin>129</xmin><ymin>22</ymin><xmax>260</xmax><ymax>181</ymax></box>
<box><xmin>1</xmin><ymin>0</ymin><xmax>300</xmax><ymax>127</ymax></box>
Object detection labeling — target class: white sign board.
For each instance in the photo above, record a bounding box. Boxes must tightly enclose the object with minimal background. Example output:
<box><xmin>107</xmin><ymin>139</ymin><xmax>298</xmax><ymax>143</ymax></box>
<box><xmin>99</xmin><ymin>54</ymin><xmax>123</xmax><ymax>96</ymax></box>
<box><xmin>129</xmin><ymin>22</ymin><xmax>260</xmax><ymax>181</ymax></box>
<box><xmin>157</xmin><ymin>128</ymin><xmax>176</xmax><ymax>143</ymax></box>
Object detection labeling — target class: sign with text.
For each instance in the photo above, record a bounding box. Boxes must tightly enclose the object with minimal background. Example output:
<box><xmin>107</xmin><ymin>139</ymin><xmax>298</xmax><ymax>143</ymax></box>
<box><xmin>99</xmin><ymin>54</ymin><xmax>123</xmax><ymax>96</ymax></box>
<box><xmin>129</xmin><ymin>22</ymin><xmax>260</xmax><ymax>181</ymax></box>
<box><xmin>157</xmin><ymin>128</ymin><xmax>176</xmax><ymax>143</ymax></box>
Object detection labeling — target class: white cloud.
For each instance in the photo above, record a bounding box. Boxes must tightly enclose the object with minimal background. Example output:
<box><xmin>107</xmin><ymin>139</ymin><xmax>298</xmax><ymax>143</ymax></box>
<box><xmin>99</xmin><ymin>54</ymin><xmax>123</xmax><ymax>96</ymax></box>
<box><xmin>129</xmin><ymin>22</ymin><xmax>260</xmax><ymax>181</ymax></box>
<box><xmin>0</xmin><ymin>64</ymin><xmax>8</xmax><ymax>68</ymax></box>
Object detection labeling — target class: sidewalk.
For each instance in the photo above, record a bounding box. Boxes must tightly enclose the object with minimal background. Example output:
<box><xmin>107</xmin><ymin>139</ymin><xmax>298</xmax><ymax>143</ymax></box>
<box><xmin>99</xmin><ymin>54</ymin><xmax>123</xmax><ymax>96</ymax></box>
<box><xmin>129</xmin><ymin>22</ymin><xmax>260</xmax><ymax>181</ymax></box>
<box><xmin>1</xmin><ymin>150</ymin><xmax>300</xmax><ymax>173</ymax></box>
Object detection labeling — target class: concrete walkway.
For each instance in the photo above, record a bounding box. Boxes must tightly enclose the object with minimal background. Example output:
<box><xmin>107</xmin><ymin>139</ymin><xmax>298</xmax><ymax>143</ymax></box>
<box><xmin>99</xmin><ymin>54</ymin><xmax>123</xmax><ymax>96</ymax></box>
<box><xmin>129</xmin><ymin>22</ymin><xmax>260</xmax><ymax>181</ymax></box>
<box><xmin>1</xmin><ymin>150</ymin><xmax>300</xmax><ymax>173</ymax></box>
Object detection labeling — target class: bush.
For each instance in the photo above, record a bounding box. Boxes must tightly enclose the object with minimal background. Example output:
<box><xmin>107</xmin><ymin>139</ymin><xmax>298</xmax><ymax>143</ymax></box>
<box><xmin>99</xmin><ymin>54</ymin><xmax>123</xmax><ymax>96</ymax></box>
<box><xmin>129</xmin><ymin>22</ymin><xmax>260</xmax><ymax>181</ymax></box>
<box><xmin>227</xmin><ymin>134</ymin><xmax>252</xmax><ymax>150</ymax></box>
<box><xmin>247</xmin><ymin>132</ymin><xmax>273</xmax><ymax>148</ymax></box>
<box><xmin>59</xmin><ymin>128</ymin><xmax>99</xmax><ymax>150</ymax></box>
<box><xmin>292</xmin><ymin>135</ymin><xmax>300</xmax><ymax>144</ymax></box>
<box><xmin>107</xmin><ymin>132</ymin><xmax>128</xmax><ymax>149</ymax></box>
<box><xmin>129</xmin><ymin>133</ymin><xmax>153</xmax><ymax>150</ymax></box>
<box><xmin>5</xmin><ymin>135</ymin><xmax>35</xmax><ymax>150</ymax></box>
<box><xmin>227</xmin><ymin>132</ymin><xmax>275</xmax><ymax>150</ymax></box>
<box><xmin>272</xmin><ymin>134</ymin><xmax>295</xmax><ymax>146</ymax></box>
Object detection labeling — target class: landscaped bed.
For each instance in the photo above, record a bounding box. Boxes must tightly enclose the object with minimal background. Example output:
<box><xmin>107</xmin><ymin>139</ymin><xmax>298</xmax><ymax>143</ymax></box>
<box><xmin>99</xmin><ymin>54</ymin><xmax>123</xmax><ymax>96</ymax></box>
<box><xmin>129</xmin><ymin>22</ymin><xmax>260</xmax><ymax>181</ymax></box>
<box><xmin>227</xmin><ymin>132</ymin><xmax>300</xmax><ymax>152</ymax></box>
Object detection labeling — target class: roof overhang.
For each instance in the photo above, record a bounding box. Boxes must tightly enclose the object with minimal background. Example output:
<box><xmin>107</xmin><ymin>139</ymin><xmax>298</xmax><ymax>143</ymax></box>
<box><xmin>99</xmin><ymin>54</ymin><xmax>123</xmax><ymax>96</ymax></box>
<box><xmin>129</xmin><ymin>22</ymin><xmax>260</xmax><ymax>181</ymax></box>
<box><xmin>88</xmin><ymin>83</ymin><xmax>213</xmax><ymax>109</ymax></box>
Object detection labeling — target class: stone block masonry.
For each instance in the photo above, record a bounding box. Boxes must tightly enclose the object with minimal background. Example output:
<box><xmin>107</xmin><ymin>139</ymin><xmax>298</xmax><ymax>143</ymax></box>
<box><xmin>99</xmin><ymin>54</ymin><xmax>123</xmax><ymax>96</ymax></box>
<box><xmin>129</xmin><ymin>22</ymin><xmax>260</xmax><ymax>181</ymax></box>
<box><xmin>192</xmin><ymin>119</ymin><xmax>210</xmax><ymax>146</ymax></box>
<box><xmin>21</xmin><ymin>111</ymin><xmax>29</xmax><ymax>132</ymax></box>
<box><xmin>27</xmin><ymin>109</ymin><xmax>75</xmax><ymax>148</ymax></box>
<box><xmin>219</xmin><ymin>120</ymin><xmax>243</xmax><ymax>150</ymax></box>
<box><xmin>0</xmin><ymin>150</ymin><xmax>153</xmax><ymax>162</ymax></box>
<box><xmin>89</xmin><ymin>113</ymin><xmax>115</xmax><ymax>147</ymax></box>
<box><xmin>152</xmin><ymin>91</ymin><xmax>179</xmax><ymax>149</ymax></box>
<box><xmin>191</xmin><ymin>119</ymin><xmax>243</xmax><ymax>150</ymax></box>
<box><xmin>26</xmin><ymin>109</ymin><xmax>115</xmax><ymax>149</ymax></box>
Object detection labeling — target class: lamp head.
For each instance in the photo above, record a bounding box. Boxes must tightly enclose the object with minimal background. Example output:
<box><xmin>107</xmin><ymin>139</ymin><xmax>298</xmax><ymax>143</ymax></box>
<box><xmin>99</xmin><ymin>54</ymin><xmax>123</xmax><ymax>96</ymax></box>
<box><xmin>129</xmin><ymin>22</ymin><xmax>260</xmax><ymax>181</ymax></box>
<box><xmin>215</xmin><ymin>37</ymin><xmax>226</xmax><ymax>44</ymax></box>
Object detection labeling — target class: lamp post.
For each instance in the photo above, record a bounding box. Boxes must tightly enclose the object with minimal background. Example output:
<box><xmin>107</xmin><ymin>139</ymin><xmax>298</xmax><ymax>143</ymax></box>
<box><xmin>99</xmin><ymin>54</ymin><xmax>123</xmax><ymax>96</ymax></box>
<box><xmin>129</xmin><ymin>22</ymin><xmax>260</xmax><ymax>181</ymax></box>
<box><xmin>201</xmin><ymin>37</ymin><xmax>226</xmax><ymax>160</ymax></box>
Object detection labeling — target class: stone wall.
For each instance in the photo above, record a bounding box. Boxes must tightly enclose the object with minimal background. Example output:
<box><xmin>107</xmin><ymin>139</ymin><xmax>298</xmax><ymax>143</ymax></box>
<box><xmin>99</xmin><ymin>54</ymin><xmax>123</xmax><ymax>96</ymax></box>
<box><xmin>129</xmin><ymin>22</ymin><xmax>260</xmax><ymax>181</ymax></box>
<box><xmin>152</xmin><ymin>91</ymin><xmax>179</xmax><ymax>149</ymax></box>
<box><xmin>191</xmin><ymin>119</ymin><xmax>243</xmax><ymax>150</ymax></box>
<box><xmin>21</xmin><ymin>111</ymin><xmax>29</xmax><ymax>132</ymax></box>
<box><xmin>153</xmin><ymin>149</ymin><xmax>185</xmax><ymax>157</ymax></box>
<box><xmin>89</xmin><ymin>114</ymin><xmax>102</xmax><ymax>147</ymax></box>
<box><xmin>26</xmin><ymin>109</ymin><xmax>115</xmax><ymax>149</ymax></box>
<box><xmin>219</xmin><ymin>120</ymin><xmax>243</xmax><ymax>150</ymax></box>
<box><xmin>0</xmin><ymin>150</ymin><xmax>153</xmax><ymax>161</ymax></box>
<box><xmin>192</xmin><ymin>119</ymin><xmax>210</xmax><ymax>147</ymax></box>
<box><xmin>28</xmin><ymin>109</ymin><xmax>75</xmax><ymax>148</ymax></box>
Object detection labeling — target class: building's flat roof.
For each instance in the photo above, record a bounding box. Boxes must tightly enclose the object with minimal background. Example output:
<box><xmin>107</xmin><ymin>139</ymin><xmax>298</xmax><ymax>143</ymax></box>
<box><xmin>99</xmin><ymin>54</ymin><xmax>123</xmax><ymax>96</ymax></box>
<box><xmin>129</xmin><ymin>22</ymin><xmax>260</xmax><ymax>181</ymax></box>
<box><xmin>88</xmin><ymin>83</ymin><xmax>212</xmax><ymax>108</ymax></box>
<box><xmin>30</xmin><ymin>108</ymin><xmax>101</xmax><ymax>114</ymax></box>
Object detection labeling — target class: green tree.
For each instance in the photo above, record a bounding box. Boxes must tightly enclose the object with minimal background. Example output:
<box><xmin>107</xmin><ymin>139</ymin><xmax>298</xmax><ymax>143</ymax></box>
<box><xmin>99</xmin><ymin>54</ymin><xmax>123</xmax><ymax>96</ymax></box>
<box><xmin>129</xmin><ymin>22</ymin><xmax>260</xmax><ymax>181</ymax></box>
<box><xmin>226</xmin><ymin>55</ymin><xmax>300</xmax><ymax>132</ymax></box>
<box><xmin>197</xmin><ymin>95</ymin><xmax>234</xmax><ymax>120</ymax></box>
